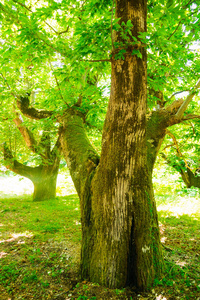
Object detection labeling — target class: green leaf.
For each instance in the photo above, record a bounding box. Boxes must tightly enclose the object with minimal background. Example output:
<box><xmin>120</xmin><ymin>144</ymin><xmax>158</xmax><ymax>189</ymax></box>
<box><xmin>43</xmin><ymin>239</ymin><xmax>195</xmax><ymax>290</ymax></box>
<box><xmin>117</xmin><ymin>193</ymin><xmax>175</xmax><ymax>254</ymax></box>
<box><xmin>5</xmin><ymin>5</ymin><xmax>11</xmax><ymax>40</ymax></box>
<box><xmin>132</xmin><ymin>49</ymin><xmax>142</xmax><ymax>59</ymax></box>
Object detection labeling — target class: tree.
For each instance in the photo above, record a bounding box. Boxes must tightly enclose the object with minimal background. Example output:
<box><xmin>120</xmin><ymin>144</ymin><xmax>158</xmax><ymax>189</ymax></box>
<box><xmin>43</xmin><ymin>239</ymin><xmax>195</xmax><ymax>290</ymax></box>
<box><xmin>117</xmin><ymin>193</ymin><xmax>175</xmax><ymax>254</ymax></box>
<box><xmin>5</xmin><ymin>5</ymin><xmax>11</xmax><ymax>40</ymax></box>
<box><xmin>2</xmin><ymin>108</ymin><xmax>62</xmax><ymax>201</ymax></box>
<box><xmin>161</xmin><ymin>129</ymin><xmax>200</xmax><ymax>189</ymax></box>
<box><xmin>0</xmin><ymin>0</ymin><xmax>200</xmax><ymax>291</ymax></box>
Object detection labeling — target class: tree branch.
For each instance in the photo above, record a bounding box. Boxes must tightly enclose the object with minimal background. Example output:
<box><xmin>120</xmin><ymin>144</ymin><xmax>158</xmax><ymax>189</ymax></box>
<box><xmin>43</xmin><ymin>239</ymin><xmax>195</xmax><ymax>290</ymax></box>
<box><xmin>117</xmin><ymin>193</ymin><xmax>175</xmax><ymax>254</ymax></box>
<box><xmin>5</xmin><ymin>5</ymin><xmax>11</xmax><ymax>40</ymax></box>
<box><xmin>165</xmin><ymin>130</ymin><xmax>183</xmax><ymax>158</ymax></box>
<box><xmin>3</xmin><ymin>143</ymin><xmax>37</xmax><ymax>180</ymax></box>
<box><xmin>51</xmin><ymin>130</ymin><xmax>62</xmax><ymax>159</ymax></box>
<box><xmin>0</xmin><ymin>73</ymin><xmax>17</xmax><ymax>98</ymax></box>
<box><xmin>58</xmin><ymin>27</ymin><xmax>70</xmax><ymax>35</ymax></box>
<box><xmin>182</xmin><ymin>114</ymin><xmax>200</xmax><ymax>121</ymax></box>
<box><xmin>167</xmin><ymin>20</ymin><xmax>182</xmax><ymax>41</ymax></box>
<box><xmin>82</xmin><ymin>59</ymin><xmax>111</xmax><ymax>62</ymax></box>
<box><xmin>0</xmin><ymin>2</ymin><xmax>67</xmax><ymax>58</ymax></box>
<box><xmin>169</xmin><ymin>90</ymin><xmax>189</xmax><ymax>100</ymax></box>
<box><xmin>13</xmin><ymin>114</ymin><xmax>38</xmax><ymax>153</ymax></box>
<box><xmin>165</xmin><ymin>98</ymin><xmax>184</xmax><ymax>114</ymax></box>
<box><xmin>48</xmin><ymin>59</ymin><xmax>70</xmax><ymax>107</ymax></box>
<box><xmin>16</xmin><ymin>95</ymin><xmax>53</xmax><ymax>120</ymax></box>
<box><xmin>175</xmin><ymin>79</ymin><xmax>200</xmax><ymax>119</ymax></box>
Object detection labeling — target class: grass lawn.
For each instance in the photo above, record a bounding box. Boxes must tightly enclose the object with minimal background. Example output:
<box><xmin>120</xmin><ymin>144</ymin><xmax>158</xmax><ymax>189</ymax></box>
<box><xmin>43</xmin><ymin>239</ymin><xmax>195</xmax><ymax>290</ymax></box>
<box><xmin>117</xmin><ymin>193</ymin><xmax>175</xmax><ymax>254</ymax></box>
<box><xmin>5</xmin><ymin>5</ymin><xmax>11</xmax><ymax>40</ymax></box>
<box><xmin>0</xmin><ymin>173</ymin><xmax>199</xmax><ymax>299</ymax></box>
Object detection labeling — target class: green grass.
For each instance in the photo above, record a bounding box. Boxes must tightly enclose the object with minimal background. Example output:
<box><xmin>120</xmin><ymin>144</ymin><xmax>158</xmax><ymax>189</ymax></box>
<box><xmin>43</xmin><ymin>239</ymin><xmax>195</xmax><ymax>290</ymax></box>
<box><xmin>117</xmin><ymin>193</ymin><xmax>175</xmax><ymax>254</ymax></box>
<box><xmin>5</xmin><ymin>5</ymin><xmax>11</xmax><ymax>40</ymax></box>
<box><xmin>0</xmin><ymin>193</ymin><xmax>81</xmax><ymax>299</ymax></box>
<box><xmin>0</xmin><ymin>194</ymin><xmax>81</xmax><ymax>241</ymax></box>
<box><xmin>0</xmin><ymin>174</ymin><xmax>199</xmax><ymax>299</ymax></box>
<box><xmin>155</xmin><ymin>189</ymin><xmax>200</xmax><ymax>300</ymax></box>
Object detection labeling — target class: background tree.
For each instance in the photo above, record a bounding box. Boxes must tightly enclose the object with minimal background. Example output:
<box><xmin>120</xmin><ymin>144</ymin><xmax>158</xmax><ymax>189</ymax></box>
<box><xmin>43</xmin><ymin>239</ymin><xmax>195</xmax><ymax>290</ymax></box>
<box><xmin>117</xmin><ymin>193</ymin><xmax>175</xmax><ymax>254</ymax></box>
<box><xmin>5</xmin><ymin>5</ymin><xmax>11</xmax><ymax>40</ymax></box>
<box><xmin>1</xmin><ymin>106</ymin><xmax>62</xmax><ymax>201</ymax></box>
<box><xmin>161</xmin><ymin>126</ymin><xmax>200</xmax><ymax>189</ymax></box>
<box><xmin>0</xmin><ymin>0</ymin><xmax>200</xmax><ymax>291</ymax></box>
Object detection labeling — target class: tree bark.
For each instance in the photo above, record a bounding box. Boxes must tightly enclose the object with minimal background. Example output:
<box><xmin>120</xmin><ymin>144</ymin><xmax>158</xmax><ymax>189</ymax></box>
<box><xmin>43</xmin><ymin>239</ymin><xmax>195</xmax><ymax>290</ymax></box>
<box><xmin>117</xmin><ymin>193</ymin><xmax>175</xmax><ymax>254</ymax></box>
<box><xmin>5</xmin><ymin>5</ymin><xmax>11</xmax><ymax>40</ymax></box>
<box><xmin>79</xmin><ymin>0</ymin><xmax>164</xmax><ymax>290</ymax></box>
<box><xmin>32</xmin><ymin>164</ymin><xmax>60</xmax><ymax>201</ymax></box>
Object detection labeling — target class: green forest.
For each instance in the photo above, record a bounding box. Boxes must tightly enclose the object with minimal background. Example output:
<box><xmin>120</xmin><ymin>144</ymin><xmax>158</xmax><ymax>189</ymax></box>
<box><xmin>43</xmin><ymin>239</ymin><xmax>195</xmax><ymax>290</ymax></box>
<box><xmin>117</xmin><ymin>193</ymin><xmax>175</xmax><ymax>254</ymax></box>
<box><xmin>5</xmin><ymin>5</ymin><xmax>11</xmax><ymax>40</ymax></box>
<box><xmin>0</xmin><ymin>0</ymin><xmax>199</xmax><ymax>299</ymax></box>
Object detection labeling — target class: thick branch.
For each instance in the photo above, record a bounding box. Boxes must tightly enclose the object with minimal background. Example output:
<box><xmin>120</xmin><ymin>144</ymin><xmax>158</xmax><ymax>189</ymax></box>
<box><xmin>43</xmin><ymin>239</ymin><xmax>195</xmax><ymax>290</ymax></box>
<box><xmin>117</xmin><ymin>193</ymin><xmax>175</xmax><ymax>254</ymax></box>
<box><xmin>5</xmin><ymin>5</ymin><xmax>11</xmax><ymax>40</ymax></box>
<box><xmin>165</xmin><ymin>98</ymin><xmax>184</xmax><ymax>114</ymax></box>
<box><xmin>3</xmin><ymin>143</ymin><xmax>37</xmax><ymax>180</ymax></box>
<box><xmin>37</xmin><ymin>132</ymin><xmax>52</xmax><ymax>161</ymax></box>
<box><xmin>51</xmin><ymin>132</ymin><xmax>62</xmax><ymax>157</ymax></box>
<box><xmin>13</xmin><ymin>114</ymin><xmax>37</xmax><ymax>153</ymax></box>
<box><xmin>60</xmin><ymin>110</ymin><xmax>99</xmax><ymax>198</ymax></box>
<box><xmin>16</xmin><ymin>95</ymin><xmax>53</xmax><ymax>120</ymax></box>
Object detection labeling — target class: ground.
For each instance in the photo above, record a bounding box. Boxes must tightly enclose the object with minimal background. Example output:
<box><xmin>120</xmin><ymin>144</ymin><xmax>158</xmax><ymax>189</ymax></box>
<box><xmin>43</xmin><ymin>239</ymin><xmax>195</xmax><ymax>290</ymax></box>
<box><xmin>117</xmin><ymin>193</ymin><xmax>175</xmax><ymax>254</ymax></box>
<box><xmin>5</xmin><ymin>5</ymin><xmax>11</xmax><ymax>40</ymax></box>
<box><xmin>0</xmin><ymin>173</ymin><xmax>199</xmax><ymax>300</ymax></box>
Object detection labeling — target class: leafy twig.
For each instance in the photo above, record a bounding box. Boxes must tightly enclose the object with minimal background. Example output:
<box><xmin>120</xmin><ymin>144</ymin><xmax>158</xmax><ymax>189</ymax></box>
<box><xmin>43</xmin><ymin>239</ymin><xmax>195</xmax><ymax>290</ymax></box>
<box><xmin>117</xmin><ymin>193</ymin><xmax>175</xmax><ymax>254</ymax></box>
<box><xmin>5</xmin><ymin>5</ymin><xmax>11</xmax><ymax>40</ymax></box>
<box><xmin>11</xmin><ymin>0</ymin><xmax>59</xmax><ymax>35</ymax></box>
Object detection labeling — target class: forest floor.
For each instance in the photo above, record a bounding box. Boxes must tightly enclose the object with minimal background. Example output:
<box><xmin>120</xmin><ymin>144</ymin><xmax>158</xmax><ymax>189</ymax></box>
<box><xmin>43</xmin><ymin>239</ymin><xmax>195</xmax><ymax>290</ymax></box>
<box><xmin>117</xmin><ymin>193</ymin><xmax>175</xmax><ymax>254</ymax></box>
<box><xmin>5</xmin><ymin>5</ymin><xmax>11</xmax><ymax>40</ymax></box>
<box><xmin>0</xmin><ymin>175</ymin><xmax>200</xmax><ymax>300</ymax></box>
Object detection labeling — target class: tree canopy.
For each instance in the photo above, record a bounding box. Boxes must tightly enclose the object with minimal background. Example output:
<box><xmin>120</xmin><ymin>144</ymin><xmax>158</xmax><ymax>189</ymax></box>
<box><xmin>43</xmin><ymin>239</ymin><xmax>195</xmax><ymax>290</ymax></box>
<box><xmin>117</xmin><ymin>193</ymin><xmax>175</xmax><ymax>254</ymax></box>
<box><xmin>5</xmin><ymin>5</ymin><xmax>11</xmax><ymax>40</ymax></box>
<box><xmin>0</xmin><ymin>0</ymin><xmax>200</xmax><ymax>291</ymax></box>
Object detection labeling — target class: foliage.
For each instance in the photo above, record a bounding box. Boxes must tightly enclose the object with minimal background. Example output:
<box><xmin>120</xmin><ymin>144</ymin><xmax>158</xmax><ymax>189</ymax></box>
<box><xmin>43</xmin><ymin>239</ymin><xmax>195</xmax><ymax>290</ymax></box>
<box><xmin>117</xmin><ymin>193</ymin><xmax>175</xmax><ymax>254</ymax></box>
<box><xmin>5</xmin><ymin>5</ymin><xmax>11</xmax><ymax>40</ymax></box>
<box><xmin>0</xmin><ymin>0</ymin><xmax>200</xmax><ymax>174</ymax></box>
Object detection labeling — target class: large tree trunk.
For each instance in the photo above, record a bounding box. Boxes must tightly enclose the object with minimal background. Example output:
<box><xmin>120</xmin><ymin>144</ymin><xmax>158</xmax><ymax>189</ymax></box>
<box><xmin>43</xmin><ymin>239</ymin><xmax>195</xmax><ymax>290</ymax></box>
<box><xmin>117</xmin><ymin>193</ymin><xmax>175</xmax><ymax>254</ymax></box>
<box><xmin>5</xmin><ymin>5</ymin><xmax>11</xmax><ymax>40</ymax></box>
<box><xmin>79</xmin><ymin>0</ymin><xmax>164</xmax><ymax>290</ymax></box>
<box><xmin>59</xmin><ymin>0</ymin><xmax>164</xmax><ymax>290</ymax></box>
<box><xmin>55</xmin><ymin>0</ymin><xmax>162</xmax><ymax>290</ymax></box>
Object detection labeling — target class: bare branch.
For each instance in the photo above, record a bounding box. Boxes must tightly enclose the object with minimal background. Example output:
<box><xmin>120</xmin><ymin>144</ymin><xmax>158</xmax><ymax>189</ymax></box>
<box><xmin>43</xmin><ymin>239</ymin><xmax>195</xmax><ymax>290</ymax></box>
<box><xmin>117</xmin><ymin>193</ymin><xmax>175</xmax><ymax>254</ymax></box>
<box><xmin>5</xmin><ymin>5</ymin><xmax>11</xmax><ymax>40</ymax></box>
<box><xmin>165</xmin><ymin>98</ymin><xmax>184</xmax><ymax>113</ymax></box>
<box><xmin>182</xmin><ymin>114</ymin><xmax>200</xmax><ymax>121</ymax></box>
<box><xmin>82</xmin><ymin>59</ymin><xmax>111</xmax><ymax>62</ymax></box>
<box><xmin>58</xmin><ymin>27</ymin><xmax>70</xmax><ymax>35</ymax></box>
<box><xmin>169</xmin><ymin>90</ymin><xmax>189</xmax><ymax>100</ymax></box>
<box><xmin>167</xmin><ymin>20</ymin><xmax>182</xmax><ymax>41</ymax></box>
<box><xmin>175</xmin><ymin>79</ymin><xmax>200</xmax><ymax>119</ymax></box>
<box><xmin>183</xmin><ymin>0</ymin><xmax>197</xmax><ymax>9</ymax></box>
<box><xmin>165</xmin><ymin>130</ymin><xmax>183</xmax><ymax>158</ymax></box>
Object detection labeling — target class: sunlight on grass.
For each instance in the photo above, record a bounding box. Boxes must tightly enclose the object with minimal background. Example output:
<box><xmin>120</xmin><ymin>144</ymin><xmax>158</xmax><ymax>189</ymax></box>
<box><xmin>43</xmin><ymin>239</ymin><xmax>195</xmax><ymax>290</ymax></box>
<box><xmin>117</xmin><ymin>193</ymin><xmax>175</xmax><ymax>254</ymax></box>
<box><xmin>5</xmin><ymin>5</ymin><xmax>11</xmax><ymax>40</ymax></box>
<box><xmin>0</xmin><ymin>252</ymin><xmax>7</xmax><ymax>259</ymax></box>
<box><xmin>0</xmin><ymin>231</ymin><xmax>33</xmax><ymax>244</ymax></box>
<box><xmin>156</xmin><ymin>296</ymin><xmax>167</xmax><ymax>300</ymax></box>
<box><xmin>56</xmin><ymin>173</ymin><xmax>76</xmax><ymax>196</ymax></box>
<box><xmin>157</xmin><ymin>196</ymin><xmax>200</xmax><ymax>217</ymax></box>
<box><xmin>0</xmin><ymin>170</ymin><xmax>76</xmax><ymax>197</ymax></box>
<box><xmin>0</xmin><ymin>175</ymin><xmax>33</xmax><ymax>196</ymax></box>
